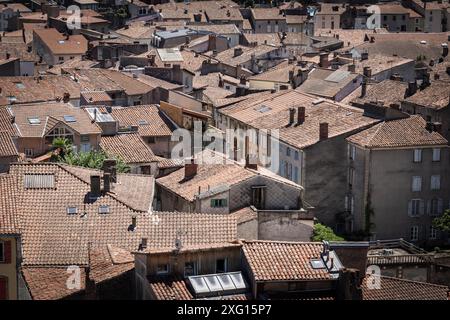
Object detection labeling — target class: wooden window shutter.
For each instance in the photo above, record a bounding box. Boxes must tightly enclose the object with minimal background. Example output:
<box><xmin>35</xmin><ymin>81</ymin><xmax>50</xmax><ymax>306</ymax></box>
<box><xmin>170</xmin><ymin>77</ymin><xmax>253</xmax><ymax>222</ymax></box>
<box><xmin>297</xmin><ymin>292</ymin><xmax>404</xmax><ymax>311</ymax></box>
<box><xmin>4</xmin><ymin>241</ymin><xmax>11</xmax><ymax>264</ymax></box>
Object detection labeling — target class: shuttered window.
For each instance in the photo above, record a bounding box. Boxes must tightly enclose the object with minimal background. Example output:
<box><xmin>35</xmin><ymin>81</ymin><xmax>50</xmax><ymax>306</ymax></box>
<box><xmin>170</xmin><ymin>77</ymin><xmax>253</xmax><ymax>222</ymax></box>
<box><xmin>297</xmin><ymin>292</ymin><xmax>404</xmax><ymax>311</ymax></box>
<box><xmin>412</xmin><ymin>176</ymin><xmax>422</xmax><ymax>192</ymax></box>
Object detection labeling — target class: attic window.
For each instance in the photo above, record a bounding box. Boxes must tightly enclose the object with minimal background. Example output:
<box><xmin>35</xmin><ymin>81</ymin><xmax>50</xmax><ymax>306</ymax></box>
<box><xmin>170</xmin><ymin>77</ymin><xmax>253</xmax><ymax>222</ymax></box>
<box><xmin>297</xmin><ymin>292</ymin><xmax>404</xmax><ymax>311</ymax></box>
<box><xmin>7</xmin><ymin>96</ymin><xmax>17</xmax><ymax>103</ymax></box>
<box><xmin>66</xmin><ymin>206</ymin><xmax>78</xmax><ymax>215</ymax></box>
<box><xmin>255</xmin><ymin>105</ymin><xmax>272</xmax><ymax>113</ymax></box>
<box><xmin>58</xmin><ymin>40</ymin><xmax>65</xmax><ymax>44</ymax></box>
<box><xmin>28</xmin><ymin>117</ymin><xmax>41</xmax><ymax>125</ymax></box>
<box><xmin>98</xmin><ymin>205</ymin><xmax>110</xmax><ymax>214</ymax></box>
<box><xmin>310</xmin><ymin>259</ymin><xmax>325</xmax><ymax>269</ymax></box>
<box><xmin>63</xmin><ymin>115</ymin><xmax>76</xmax><ymax>123</ymax></box>
<box><xmin>15</xmin><ymin>82</ymin><xmax>25</xmax><ymax>89</ymax></box>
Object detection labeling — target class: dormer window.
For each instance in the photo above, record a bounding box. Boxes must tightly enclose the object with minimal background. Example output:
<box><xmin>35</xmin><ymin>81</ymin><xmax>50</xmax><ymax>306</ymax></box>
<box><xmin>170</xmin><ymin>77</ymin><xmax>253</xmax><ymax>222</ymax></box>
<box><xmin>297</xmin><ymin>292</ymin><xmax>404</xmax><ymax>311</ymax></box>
<box><xmin>157</xmin><ymin>264</ymin><xmax>169</xmax><ymax>275</ymax></box>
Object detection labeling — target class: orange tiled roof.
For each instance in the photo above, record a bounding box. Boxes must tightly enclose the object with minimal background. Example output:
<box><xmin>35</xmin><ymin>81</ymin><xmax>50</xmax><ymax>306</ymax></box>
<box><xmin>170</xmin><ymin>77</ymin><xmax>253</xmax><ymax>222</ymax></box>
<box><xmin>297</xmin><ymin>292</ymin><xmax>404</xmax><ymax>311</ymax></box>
<box><xmin>0</xmin><ymin>131</ymin><xmax>18</xmax><ymax>157</ymax></box>
<box><xmin>109</xmin><ymin>105</ymin><xmax>175</xmax><ymax>137</ymax></box>
<box><xmin>242</xmin><ymin>241</ymin><xmax>334</xmax><ymax>281</ymax></box>
<box><xmin>0</xmin><ymin>174</ymin><xmax>20</xmax><ymax>234</ymax></box>
<box><xmin>100</xmin><ymin>133</ymin><xmax>156</xmax><ymax>164</ymax></box>
<box><xmin>21</xmin><ymin>267</ymin><xmax>86</xmax><ymax>300</ymax></box>
<box><xmin>347</xmin><ymin>115</ymin><xmax>448</xmax><ymax>149</ymax></box>
<box><xmin>362</xmin><ymin>275</ymin><xmax>449</xmax><ymax>300</ymax></box>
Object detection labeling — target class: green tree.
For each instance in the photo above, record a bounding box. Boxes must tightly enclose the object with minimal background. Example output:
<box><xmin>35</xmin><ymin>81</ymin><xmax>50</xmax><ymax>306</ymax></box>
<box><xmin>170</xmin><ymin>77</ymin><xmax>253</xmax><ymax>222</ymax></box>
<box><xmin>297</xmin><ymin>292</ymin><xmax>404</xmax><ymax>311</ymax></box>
<box><xmin>52</xmin><ymin>138</ymin><xmax>130</xmax><ymax>173</ymax></box>
<box><xmin>52</xmin><ymin>137</ymin><xmax>72</xmax><ymax>158</ymax></box>
<box><xmin>433</xmin><ymin>209</ymin><xmax>450</xmax><ymax>232</ymax></box>
<box><xmin>312</xmin><ymin>223</ymin><xmax>345</xmax><ymax>242</ymax></box>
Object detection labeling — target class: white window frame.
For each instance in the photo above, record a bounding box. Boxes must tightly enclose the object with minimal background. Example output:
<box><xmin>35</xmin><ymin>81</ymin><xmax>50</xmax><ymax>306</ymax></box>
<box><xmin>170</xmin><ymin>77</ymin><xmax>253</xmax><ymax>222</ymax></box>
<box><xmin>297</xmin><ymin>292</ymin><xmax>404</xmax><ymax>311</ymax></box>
<box><xmin>409</xmin><ymin>199</ymin><xmax>423</xmax><ymax>217</ymax></box>
<box><xmin>429</xmin><ymin>226</ymin><xmax>438</xmax><ymax>240</ymax></box>
<box><xmin>413</xmin><ymin>149</ymin><xmax>422</xmax><ymax>163</ymax></box>
<box><xmin>432</xmin><ymin>148</ymin><xmax>441</xmax><ymax>162</ymax></box>
<box><xmin>412</xmin><ymin>176</ymin><xmax>422</xmax><ymax>192</ymax></box>
<box><xmin>431</xmin><ymin>175</ymin><xmax>441</xmax><ymax>190</ymax></box>
<box><xmin>410</xmin><ymin>226</ymin><xmax>419</xmax><ymax>241</ymax></box>
<box><xmin>184</xmin><ymin>261</ymin><xmax>197</xmax><ymax>277</ymax></box>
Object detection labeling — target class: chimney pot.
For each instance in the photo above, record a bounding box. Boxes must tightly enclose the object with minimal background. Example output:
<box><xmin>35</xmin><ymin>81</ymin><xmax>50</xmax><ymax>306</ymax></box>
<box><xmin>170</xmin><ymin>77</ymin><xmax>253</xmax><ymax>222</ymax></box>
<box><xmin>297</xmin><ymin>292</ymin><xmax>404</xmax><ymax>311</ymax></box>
<box><xmin>141</xmin><ymin>238</ymin><xmax>148</xmax><ymax>250</ymax></box>
<box><xmin>103</xmin><ymin>173</ymin><xmax>111</xmax><ymax>193</ymax></box>
<box><xmin>319</xmin><ymin>52</ymin><xmax>329</xmax><ymax>68</ymax></box>
<box><xmin>363</xmin><ymin>66</ymin><xmax>372</xmax><ymax>78</ymax></box>
<box><xmin>297</xmin><ymin>106</ymin><xmax>305</xmax><ymax>125</ymax></box>
<box><xmin>184</xmin><ymin>158</ymin><xmax>198</xmax><ymax>179</ymax></box>
<box><xmin>319</xmin><ymin>122</ymin><xmax>329</xmax><ymax>140</ymax></box>
<box><xmin>102</xmin><ymin>159</ymin><xmax>117</xmax><ymax>182</ymax></box>
<box><xmin>347</xmin><ymin>64</ymin><xmax>355</xmax><ymax>73</ymax></box>
<box><xmin>288</xmin><ymin>107</ymin><xmax>295</xmax><ymax>125</ymax></box>
<box><xmin>90</xmin><ymin>175</ymin><xmax>101</xmax><ymax>197</ymax></box>
<box><xmin>407</xmin><ymin>81</ymin><xmax>417</xmax><ymax>97</ymax></box>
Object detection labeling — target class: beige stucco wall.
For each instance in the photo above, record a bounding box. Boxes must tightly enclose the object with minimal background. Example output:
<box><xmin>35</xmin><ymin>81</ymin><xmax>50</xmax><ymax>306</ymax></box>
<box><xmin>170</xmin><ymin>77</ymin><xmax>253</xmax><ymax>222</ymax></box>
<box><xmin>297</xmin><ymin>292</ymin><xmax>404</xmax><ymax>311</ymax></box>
<box><xmin>0</xmin><ymin>237</ymin><xmax>18</xmax><ymax>300</ymax></box>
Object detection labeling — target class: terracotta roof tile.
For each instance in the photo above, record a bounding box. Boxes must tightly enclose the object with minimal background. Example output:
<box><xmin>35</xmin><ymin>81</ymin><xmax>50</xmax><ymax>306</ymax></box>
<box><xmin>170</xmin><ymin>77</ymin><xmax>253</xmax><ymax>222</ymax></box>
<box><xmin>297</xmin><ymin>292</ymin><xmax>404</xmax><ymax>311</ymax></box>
<box><xmin>148</xmin><ymin>275</ymin><xmax>194</xmax><ymax>300</ymax></box>
<box><xmin>33</xmin><ymin>28</ymin><xmax>88</xmax><ymax>55</ymax></box>
<box><xmin>89</xmin><ymin>246</ymin><xmax>134</xmax><ymax>284</ymax></box>
<box><xmin>100</xmin><ymin>133</ymin><xmax>156</xmax><ymax>164</ymax></box>
<box><xmin>109</xmin><ymin>105</ymin><xmax>175</xmax><ymax>137</ymax></box>
<box><xmin>21</xmin><ymin>267</ymin><xmax>86</xmax><ymax>300</ymax></box>
<box><xmin>405</xmin><ymin>80</ymin><xmax>450</xmax><ymax>110</ymax></box>
<box><xmin>362</xmin><ymin>275</ymin><xmax>449</xmax><ymax>300</ymax></box>
<box><xmin>220</xmin><ymin>90</ymin><xmax>379</xmax><ymax>149</ymax></box>
<box><xmin>8</xmin><ymin>102</ymin><xmax>102</xmax><ymax>138</ymax></box>
<box><xmin>0</xmin><ymin>131</ymin><xmax>18</xmax><ymax>157</ymax></box>
<box><xmin>347</xmin><ymin>115</ymin><xmax>448</xmax><ymax>148</ymax></box>
<box><xmin>230</xmin><ymin>206</ymin><xmax>257</xmax><ymax>224</ymax></box>
<box><xmin>242</xmin><ymin>241</ymin><xmax>333</xmax><ymax>281</ymax></box>
<box><xmin>0</xmin><ymin>174</ymin><xmax>20</xmax><ymax>234</ymax></box>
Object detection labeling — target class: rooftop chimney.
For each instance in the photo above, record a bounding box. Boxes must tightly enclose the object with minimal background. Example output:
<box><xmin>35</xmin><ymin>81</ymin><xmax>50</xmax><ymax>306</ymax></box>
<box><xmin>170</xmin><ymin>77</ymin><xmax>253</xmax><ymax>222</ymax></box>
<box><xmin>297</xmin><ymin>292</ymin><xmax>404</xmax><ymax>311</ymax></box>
<box><xmin>234</xmin><ymin>47</ymin><xmax>243</xmax><ymax>57</ymax></box>
<box><xmin>363</xmin><ymin>66</ymin><xmax>371</xmax><ymax>78</ymax></box>
<box><xmin>90</xmin><ymin>175</ymin><xmax>101</xmax><ymax>197</ymax></box>
<box><xmin>347</xmin><ymin>64</ymin><xmax>355</xmax><ymax>73</ymax></box>
<box><xmin>319</xmin><ymin>52</ymin><xmax>329</xmax><ymax>68</ymax></box>
<box><xmin>103</xmin><ymin>173</ymin><xmax>111</xmax><ymax>193</ymax></box>
<box><xmin>184</xmin><ymin>158</ymin><xmax>198</xmax><ymax>179</ymax></box>
<box><xmin>361</xmin><ymin>52</ymin><xmax>368</xmax><ymax>60</ymax></box>
<box><xmin>288</xmin><ymin>107</ymin><xmax>295</xmax><ymax>126</ymax></box>
<box><xmin>6</xmin><ymin>52</ymin><xmax>10</xmax><ymax>60</ymax></box>
<box><xmin>63</xmin><ymin>92</ymin><xmax>70</xmax><ymax>103</ymax></box>
<box><xmin>442</xmin><ymin>44</ymin><xmax>448</xmax><ymax>57</ymax></box>
<box><xmin>102</xmin><ymin>159</ymin><xmax>117</xmax><ymax>183</ymax></box>
<box><xmin>434</xmin><ymin>73</ymin><xmax>440</xmax><ymax>80</ymax></box>
<box><xmin>297</xmin><ymin>106</ymin><xmax>305</xmax><ymax>125</ymax></box>
<box><xmin>140</xmin><ymin>238</ymin><xmax>148</xmax><ymax>250</ymax></box>
<box><xmin>360</xmin><ymin>81</ymin><xmax>367</xmax><ymax>98</ymax></box>
<box><xmin>336</xmin><ymin>268</ymin><xmax>363</xmax><ymax>300</ymax></box>
<box><xmin>433</xmin><ymin>122</ymin><xmax>442</xmax><ymax>134</ymax></box>
<box><xmin>319</xmin><ymin>122</ymin><xmax>329</xmax><ymax>140</ymax></box>
<box><xmin>407</xmin><ymin>81</ymin><xmax>417</xmax><ymax>97</ymax></box>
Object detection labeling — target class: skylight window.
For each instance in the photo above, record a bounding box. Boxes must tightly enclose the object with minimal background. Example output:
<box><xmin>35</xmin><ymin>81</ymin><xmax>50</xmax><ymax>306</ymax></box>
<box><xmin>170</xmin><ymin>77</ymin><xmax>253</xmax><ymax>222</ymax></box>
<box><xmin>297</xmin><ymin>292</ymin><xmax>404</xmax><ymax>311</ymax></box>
<box><xmin>66</xmin><ymin>206</ymin><xmax>78</xmax><ymax>215</ymax></box>
<box><xmin>255</xmin><ymin>105</ymin><xmax>272</xmax><ymax>113</ymax></box>
<box><xmin>138</xmin><ymin>120</ymin><xmax>149</xmax><ymax>125</ymax></box>
<box><xmin>98</xmin><ymin>205</ymin><xmax>110</xmax><ymax>214</ymax></box>
<box><xmin>63</xmin><ymin>115</ymin><xmax>76</xmax><ymax>123</ymax></box>
<box><xmin>310</xmin><ymin>259</ymin><xmax>326</xmax><ymax>269</ymax></box>
<box><xmin>58</xmin><ymin>40</ymin><xmax>65</xmax><ymax>44</ymax></box>
<box><xmin>7</xmin><ymin>96</ymin><xmax>17</xmax><ymax>103</ymax></box>
<box><xmin>15</xmin><ymin>82</ymin><xmax>25</xmax><ymax>89</ymax></box>
<box><xmin>28</xmin><ymin>117</ymin><xmax>41</xmax><ymax>125</ymax></box>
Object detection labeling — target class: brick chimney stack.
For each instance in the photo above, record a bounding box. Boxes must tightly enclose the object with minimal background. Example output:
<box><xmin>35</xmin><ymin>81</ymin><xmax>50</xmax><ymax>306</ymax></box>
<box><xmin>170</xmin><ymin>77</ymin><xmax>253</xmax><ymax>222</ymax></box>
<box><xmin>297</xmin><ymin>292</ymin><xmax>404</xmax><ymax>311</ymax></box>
<box><xmin>90</xmin><ymin>175</ymin><xmax>101</xmax><ymax>197</ymax></box>
<box><xmin>319</xmin><ymin>52</ymin><xmax>329</xmax><ymax>68</ymax></box>
<box><xmin>288</xmin><ymin>107</ymin><xmax>295</xmax><ymax>126</ymax></box>
<box><xmin>336</xmin><ymin>268</ymin><xmax>363</xmax><ymax>300</ymax></box>
<box><xmin>319</xmin><ymin>122</ymin><xmax>329</xmax><ymax>140</ymax></box>
<box><xmin>184</xmin><ymin>158</ymin><xmax>198</xmax><ymax>179</ymax></box>
<box><xmin>297</xmin><ymin>106</ymin><xmax>305</xmax><ymax>125</ymax></box>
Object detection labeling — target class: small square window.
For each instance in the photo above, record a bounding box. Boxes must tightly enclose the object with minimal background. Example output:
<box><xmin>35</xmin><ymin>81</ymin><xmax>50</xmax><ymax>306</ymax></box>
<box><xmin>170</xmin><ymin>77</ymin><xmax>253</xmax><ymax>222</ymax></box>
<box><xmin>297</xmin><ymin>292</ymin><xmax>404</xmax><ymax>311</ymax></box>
<box><xmin>148</xmin><ymin>137</ymin><xmax>156</xmax><ymax>144</ymax></box>
<box><xmin>216</xmin><ymin>258</ymin><xmax>227</xmax><ymax>273</ymax></box>
<box><xmin>184</xmin><ymin>262</ymin><xmax>197</xmax><ymax>277</ymax></box>
<box><xmin>211</xmin><ymin>199</ymin><xmax>227</xmax><ymax>208</ymax></box>
<box><xmin>25</xmin><ymin>149</ymin><xmax>34</xmax><ymax>157</ymax></box>
<box><xmin>157</xmin><ymin>264</ymin><xmax>169</xmax><ymax>275</ymax></box>
<box><xmin>98</xmin><ymin>205</ymin><xmax>110</xmax><ymax>214</ymax></box>
<box><xmin>66</xmin><ymin>206</ymin><xmax>78</xmax><ymax>215</ymax></box>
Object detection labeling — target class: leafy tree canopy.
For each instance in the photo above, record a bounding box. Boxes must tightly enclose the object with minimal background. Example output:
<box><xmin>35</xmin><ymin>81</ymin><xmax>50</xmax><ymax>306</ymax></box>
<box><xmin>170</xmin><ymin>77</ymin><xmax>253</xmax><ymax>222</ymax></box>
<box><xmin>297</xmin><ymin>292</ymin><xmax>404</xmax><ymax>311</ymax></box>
<box><xmin>433</xmin><ymin>210</ymin><xmax>450</xmax><ymax>233</ymax></box>
<box><xmin>311</xmin><ymin>223</ymin><xmax>345</xmax><ymax>242</ymax></box>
